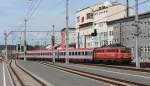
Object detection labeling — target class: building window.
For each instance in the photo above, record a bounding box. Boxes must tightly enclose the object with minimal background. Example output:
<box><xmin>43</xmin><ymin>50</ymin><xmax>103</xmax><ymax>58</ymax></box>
<box><xmin>148</xmin><ymin>46</ymin><xmax>150</xmax><ymax>52</ymax></box>
<box><xmin>145</xmin><ymin>22</ymin><xmax>147</xmax><ymax>26</ymax></box>
<box><xmin>77</xmin><ymin>16</ymin><xmax>80</xmax><ymax>23</ymax></box>
<box><xmin>109</xmin><ymin>41</ymin><xmax>112</xmax><ymax>44</ymax></box>
<box><xmin>144</xmin><ymin>47</ymin><xmax>148</xmax><ymax>52</ymax></box>
<box><xmin>109</xmin><ymin>31</ymin><xmax>114</xmax><ymax>36</ymax></box>
<box><xmin>127</xmin><ymin>37</ymin><xmax>129</xmax><ymax>40</ymax></box>
<box><xmin>133</xmin><ymin>37</ymin><xmax>134</xmax><ymax>39</ymax></box>
<box><xmin>86</xmin><ymin>13</ymin><xmax>93</xmax><ymax>19</ymax></box>
<box><xmin>148</xmin><ymin>21</ymin><xmax>150</xmax><ymax>25</ymax></box>
<box><xmin>94</xmin><ymin>12</ymin><xmax>98</xmax><ymax>15</ymax></box>
<box><xmin>95</xmin><ymin>42</ymin><xmax>98</xmax><ymax>46</ymax></box>
<box><xmin>111</xmin><ymin>31</ymin><xmax>113</xmax><ymax>36</ymax></box>
<box><xmin>81</xmin><ymin>16</ymin><xmax>84</xmax><ymax>23</ymax></box>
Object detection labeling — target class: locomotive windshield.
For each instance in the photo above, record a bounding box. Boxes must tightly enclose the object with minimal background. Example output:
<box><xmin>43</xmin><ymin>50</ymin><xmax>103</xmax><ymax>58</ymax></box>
<box><xmin>121</xmin><ymin>48</ymin><xmax>131</xmax><ymax>53</ymax></box>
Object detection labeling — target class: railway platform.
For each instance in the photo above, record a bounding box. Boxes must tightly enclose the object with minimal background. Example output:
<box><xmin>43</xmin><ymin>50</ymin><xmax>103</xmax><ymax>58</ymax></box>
<box><xmin>0</xmin><ymin>61</ymin><xmax>13</xmax><ymax>86</ymax></box>
<box><xmin>1</xmin><ymin>59</ymin><xmax>150</xmax><ymax>86</ymax></box>
<box><xmin>18</xmin><ymin>60</ymin><xmax>150</xmax><ymax>86</ymax></box>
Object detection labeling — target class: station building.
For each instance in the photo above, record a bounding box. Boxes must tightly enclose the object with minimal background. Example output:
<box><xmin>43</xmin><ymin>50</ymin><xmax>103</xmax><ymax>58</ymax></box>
<box><xmin>75</xmin><ymin>1</ymin><xmax>133</xmax><ymax>48</ymax></box>
<box><xmin>108</xmin><ymin>12</ymin><xmax>150</xmax><ymax>62</ymax></box>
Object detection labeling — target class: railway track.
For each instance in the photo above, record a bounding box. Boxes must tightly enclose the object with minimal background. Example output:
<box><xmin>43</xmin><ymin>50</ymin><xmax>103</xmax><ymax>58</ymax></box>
<box><xmin>40</xmin><ymin>61</ymin><xmax>146</xmax><ymax>86</ymax></box>
<box><xmin>8</xmin><ymin>60</ymin><xmax>48</xmax><ymax>86</ymax></box>
<box><xmin>79</xmin><ymin>63</ymin><xmax>150</xmax><ymax>73</ymax></box>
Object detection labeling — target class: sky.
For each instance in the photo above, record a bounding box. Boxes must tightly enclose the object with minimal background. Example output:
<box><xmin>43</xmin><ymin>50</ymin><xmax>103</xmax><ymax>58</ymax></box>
<box><xmin>0</xmin><ymin>0</ymin><xmax>150</xmax><ymax>45</ymax></box>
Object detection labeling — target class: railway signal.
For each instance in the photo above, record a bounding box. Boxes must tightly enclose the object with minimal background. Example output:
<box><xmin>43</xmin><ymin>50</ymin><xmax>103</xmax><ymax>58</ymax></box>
<box><xmin>91</xmin><ymin>29</ymin><xmax>97</xmax><ymax>36</ymax></box>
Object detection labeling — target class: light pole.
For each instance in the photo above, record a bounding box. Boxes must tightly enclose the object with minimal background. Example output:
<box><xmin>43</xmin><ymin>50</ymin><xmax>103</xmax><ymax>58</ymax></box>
<box><xmin>65</xmin><ymin>0</ymin><xmax>69</xmax><ymax>64</ymax></box>
<box><xmin>135</xmin><ymin>0</ymin><xmax>140</xmax><ymax>69</ymax></box>
<box><xmin>23</xmin><ymin>19</ymin><xmax>27</xmax><ymax>61</ymax></box>
<box><xmin>4</xmin><ymin>31</ymin><xmax>13</xmax><ymax>61</ymax></box>
<box><xmin>52</xmin><ymin>25</ymin><xmax>55</xmax><ymax>63</ymax></box>
<box><xmin>88</xmin><ymin>7</ymin><xmax>96</xmax><ymax>47</ymax></box>
<box><xmin>4</xmin><ymin>32</ymin><xmax>8</xmax><ymax>61</ymax></box>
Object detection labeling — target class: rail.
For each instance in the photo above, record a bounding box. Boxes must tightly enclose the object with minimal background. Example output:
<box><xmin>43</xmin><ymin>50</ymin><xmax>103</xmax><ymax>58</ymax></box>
<box><xmin>8</xmin><ymin>60</ymin><xmax>47</xmax><ymax>86</ymax></box>
<box><xmin>40</xmin><ymin>61</ymin><xmax>146</xmax><ymax>86</ymax></box>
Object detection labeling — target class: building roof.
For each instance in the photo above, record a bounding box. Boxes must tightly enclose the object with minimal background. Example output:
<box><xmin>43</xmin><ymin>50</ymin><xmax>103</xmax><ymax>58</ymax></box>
<box><xmin>76</xmin><ymin>1</ymin><xmax>126</xmax><ymax>13</ymax></box>
<box><xmin>61</xmin><ymin>28</ymin><xmax>76</xmax><ymax>32</ymax></box>
<box><xmin>107</xmin><ymin>12</ymin><xmax>150</xmax><ymax>25</ymax></box>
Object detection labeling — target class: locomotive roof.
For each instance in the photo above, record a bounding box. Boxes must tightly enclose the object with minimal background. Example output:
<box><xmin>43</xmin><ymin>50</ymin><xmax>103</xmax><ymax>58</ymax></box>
<box><xmin>94</xmin><ymin>44</ymin><xmax>130</xmax><ymax>50</ymax></box>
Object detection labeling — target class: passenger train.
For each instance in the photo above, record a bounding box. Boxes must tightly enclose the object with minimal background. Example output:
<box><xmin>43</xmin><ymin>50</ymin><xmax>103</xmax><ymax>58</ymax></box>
<box><xmin>17</xmin><ymin>45</ymin><xmax>132</xmax><ymax>64</ymax></box>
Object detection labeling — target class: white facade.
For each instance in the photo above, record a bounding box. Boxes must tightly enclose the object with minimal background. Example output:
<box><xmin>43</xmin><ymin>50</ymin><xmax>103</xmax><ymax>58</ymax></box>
<box><xmin>76</xmin><ymin>1</ymin><xmax>134</xmax><ymax>48</ymax></box>
<box><xmin>68</xmin><ymin>29</ymin><xmax>76</xmax><ymax>46</ymax></box>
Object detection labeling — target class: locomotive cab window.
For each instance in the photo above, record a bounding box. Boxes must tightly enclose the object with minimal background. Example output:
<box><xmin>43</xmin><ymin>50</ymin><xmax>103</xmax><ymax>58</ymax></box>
<box><xmin>106</xmin><ymin>49</ymin><xmax>116</xmax><ymax>52</ymax></box>
<box><xmin>121</xmin><ymin>48</ymin><xmax>131</xmax><ymax>53</ymax></box>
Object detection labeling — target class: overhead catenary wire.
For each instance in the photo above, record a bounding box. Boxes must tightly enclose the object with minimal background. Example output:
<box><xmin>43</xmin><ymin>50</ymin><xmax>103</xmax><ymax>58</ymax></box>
<box><xmin>26</xmin><ymin>0</ymin><xmax>43</xmax><ymax>21</ymax></box>
<box><xmin>26</xmin><ymin>0</ymin><xmax>35</xmax><ymax>17</ymax></box>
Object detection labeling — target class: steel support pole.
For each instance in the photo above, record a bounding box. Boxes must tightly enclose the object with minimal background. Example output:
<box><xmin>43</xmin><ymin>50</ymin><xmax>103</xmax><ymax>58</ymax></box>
<box><xmin>52</xmin><ymin>25</ymin><xmax>55</xmax><ymax>63</ymax></box>
<box><xmin>65</xmin><ymin>0</ymin><xmax>69</xmax><ymax>64</ymax></box>
<box><xmin>4</xmin><ymin>33</ymin><xmax>8</xmax><ymax>61</ymax></box>
<box><xmin>135</xmin><ymin>0</ymin><xmax>140</xmax><ymax>69</ymax></box>
<box><xmin>126</xmin><ymin>0</ymin><xmax>129</xmax><ymax>17</ymax></box>
<box><xmin>19</xmin><ymin>37</ymin><xmax>22</xmax><ymax>53</ymax></box>
<box><xmin>24</xmin><ymin>19</ymin><xmax>27</xmax><ymax>61</ymax></box>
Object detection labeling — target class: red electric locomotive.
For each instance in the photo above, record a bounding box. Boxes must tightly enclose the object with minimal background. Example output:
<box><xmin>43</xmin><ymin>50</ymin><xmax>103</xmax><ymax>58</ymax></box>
<box><xmin>93</xmin><ymin>46</ymin><xmax>132</xmax><ymax>63</ymax></box>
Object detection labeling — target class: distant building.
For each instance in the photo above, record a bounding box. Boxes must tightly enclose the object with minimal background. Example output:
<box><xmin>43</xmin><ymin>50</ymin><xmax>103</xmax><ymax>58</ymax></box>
<box><xmin>0</xmin><ymin>45</ymin><xmax>16</xmax><ymax>53</ymax></box>
<box><xmin>108</xmin><ymin>12</ymin><xmax>150</xmax><ymax>62</ymax></box>
<box><xmin>61</xmin><ymin>28</ymin><xmax>76</xmax><ymax>48</ymax></box>
<box><xmin>76</xmin><ymin>1</ymin><xmax>134</xmax><ymax>48</ymax></box>
<box><xmin>0</xmin><ymin>45</ymin><xmax>16</xmax><ymax>58</ymax></box>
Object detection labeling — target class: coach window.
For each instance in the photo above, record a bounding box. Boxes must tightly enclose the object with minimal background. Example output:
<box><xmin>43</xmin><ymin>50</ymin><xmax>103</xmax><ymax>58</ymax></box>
<box><xmin>45</xmin><ymin>53</ymin><xmax>47</xmax><ymax>55</ymax></box>
<box><xmin>61</xmin><ymin>52</ymin><xmax>63</xmax><ymax>56</ymax></box>
<box><xmin>75</xmin><ymin>52</ymin><xmax>78</xmax><ymax>55</ymax></box>
<box><xmin>69</xmin><ymin>52</ymin><xmax>71</xmax><ymax>56</ymax></box>
<box><xmin>88</xmin><ymin>51</ymin><xmax>91</xmax><ymax>55</ymax></box>
<box><xmin>78</xmin><ymin>52</ymin><xmax>81</xmax><ymax>55</ymax></box>
<box><xmin>85</xmin><ymin>52</ymin><xmax>88</xmax><ymax>55</ymax></box>
<box><xmin>82</xmin><ymin>52</ymin><xmax>84</xmax><ymax>55</ymax></box>
<box><xmin>72</xmin><ymin>52</ymin><xmax>74</xmax><ymax>56</ymax></box>
<box><xmin>41</xmin><ymin>53</ymin><xmax>43</xmax><ymax>56</ymax></box>
<box><xmin>64</xmin><ymin>52</ymin><xmax>66</xmax><ymax>56</ymax></box>
<box><xmin>43</xmin><ymin>53</ymin><xmax>46</xmax><ymax>55</ymax></box>
<box><xmin>62</xmin><ymin>52</ymin><xmax>64</xmax><ymax>56</ymax></box>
